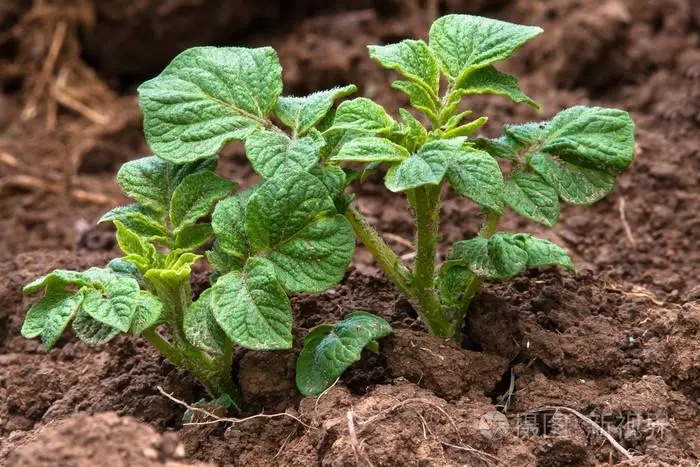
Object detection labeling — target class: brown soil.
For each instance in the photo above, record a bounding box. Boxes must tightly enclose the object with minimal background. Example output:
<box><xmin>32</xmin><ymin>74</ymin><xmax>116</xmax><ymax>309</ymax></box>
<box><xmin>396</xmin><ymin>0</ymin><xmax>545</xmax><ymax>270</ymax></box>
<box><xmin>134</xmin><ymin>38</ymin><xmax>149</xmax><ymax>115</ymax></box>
<box><xmin>1</xmin><ymin>0</ymin><xmax>699</xmax><ymax>466</ymax></box>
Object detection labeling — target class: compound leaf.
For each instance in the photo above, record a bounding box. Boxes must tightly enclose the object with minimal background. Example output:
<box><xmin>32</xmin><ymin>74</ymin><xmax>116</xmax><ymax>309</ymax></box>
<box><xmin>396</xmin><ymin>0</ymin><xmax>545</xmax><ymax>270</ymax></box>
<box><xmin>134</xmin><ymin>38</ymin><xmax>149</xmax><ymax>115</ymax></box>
<box><xmin>296</xmin><ymin>311</ymin><xmax>392</xmax><ymax>396</ymax></box>
<box><xmin>170</xmin><ymin>171</ymin><xmax>237</xmax><ymax>229</ymax></box>
<box><xmin>331</xmin><ymin>98</ymin><xmax>395</xmax><ymax>133</ymax></box>
<box><xmin>504</xmin><ymin>171</ymin><xmax>559</xmax><ymax>227</ymax></box>
<box><xmin>331</xmin><ymin>136</ymin><xmax>409</xmax><ymax>163</ymax></box>
<box><xmin>139</xmin><ymin>46</ymin><xmax>282</xmax><ymax>163</ymax></box>
<box><xmin>368</xmin><ymin>39</ymin><xmax>440</xmax><ymax>94</ymax></box>
<box><xmin>429</xmin><ymin>14</ymin><xmax>542</xmax><ymax>82</ymax></box>
<box><xmin>184</xmin><ymin>289</ymin><xmax>228</xmax><ymax>354</ymax></box>
<box><xmin>245</xmin><ymin>129</ymin><xmax>321</xmax><ymax>178</ymax></box>
<box><xmin>447</xmin><ymin>148</ymin><xmax>505</xmax><ymax>213</ymax></box>
<box><xmin>457</xmin><ymin>65</ymin><xmax>538</xmax><ymax>108</ymax></box>
<box><xmin>211</xmin><ymin>257</ymin><xmax>292</xmax><ymax>350</ymax></box>
<box><xmin>275</xmin><ymin>85</ymin><xmax>357</xmax><ymax>135</ymax></box>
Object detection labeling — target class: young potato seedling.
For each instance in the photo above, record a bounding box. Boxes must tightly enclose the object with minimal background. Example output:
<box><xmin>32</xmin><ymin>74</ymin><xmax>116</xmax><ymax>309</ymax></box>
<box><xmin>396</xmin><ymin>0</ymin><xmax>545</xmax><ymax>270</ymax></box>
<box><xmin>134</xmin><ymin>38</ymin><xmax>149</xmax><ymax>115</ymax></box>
<box><xmin>20</xmin><ymin>14</ymin><xmax>634</xmax><ymax>405</ymax></box>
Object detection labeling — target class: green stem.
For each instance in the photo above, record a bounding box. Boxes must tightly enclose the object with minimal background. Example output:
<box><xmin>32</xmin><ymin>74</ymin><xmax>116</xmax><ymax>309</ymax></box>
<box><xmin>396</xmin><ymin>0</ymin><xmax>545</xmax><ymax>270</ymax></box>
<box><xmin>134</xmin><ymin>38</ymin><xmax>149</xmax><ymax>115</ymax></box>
<box><xmin>345</xmin><ymin>206</ymin><xmax>413</xmax><ymax>298</ymax></box>
<box><xmin>411</xmin><ymin>186</ymin><xmax>450</xmax><ymax>337</ymax></box>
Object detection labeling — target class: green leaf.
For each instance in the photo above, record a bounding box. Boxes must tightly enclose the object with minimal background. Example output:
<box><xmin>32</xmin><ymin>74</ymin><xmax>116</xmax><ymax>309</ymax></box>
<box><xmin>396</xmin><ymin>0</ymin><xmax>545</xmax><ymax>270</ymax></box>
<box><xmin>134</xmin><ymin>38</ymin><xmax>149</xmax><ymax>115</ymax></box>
<box><xmin>212</xmin><ymin>195</ymin><xmax>249</xmax><ymax>259</ymax></box>
<box><xmin>437</xmin><ymin>261</ymin><xmax>472</xmax><ymax>307</ymax></box>
<box><xmin>130</xmin><ymin>291</ymin><xmax>165</xmax><ymax>335</ymax></box>
<box><xmin>23</xmin><ymin>270</ymin><xmax>92</xmax><ymax>295</ymax></box>
<box><xmin>429</xmin><ymin>14</ymin><xmax>542</xmax><ymax>82</ymax></box>
<box><xmin>449</xmin><ymin>233</ymin><xmax>527</xmax><ymax>280</ymax></box>
<box><xmin>275</xmin><ymin>85</ymin><xmax>357</xmax><ymax>135</ymax></box>
<box><xmin>245</xmin><ymin>129</ymin><xmax>322</xmax><ymax>178</ymax></box>
<box><xmin>98</xmin><ymin>204</ymin><xmax>168</xmax><ymax>240</ymax></box>
<box><xmin>21</xmin><ymin>286</ymin><xmax>84</xmax><ymax>350</ymax></box>
<box><xmin>457</xmin><ymin>65</ymin><xmax>538</xmax><ymax>108</ymax></box>
<box><xmin>207</xmin><ymin>240</ymin><xmax>245</xmax><ymax>276</ymax></box>
<box><xmin>392</xmin><ymin>80</ymin><xmax>439</xmax><ymax>121</ymax></box>
<box><xmin>116</xmin><ymin>156</ymin><xmax>217</xmax><ymax>212</ymax></box>
<box><xmin>523</xmin><ymin>237</ymin><xmax>575</xmax><ymax>272</ymax></box>
<box><xmin>399</xmin><ymin>109</ymin><xmax>428</xmax><ymax>150</ymax></box>
<box><xmin>528</xmin><ymin>152</ymin><xmax>615</xmax><ymax>205</ymax></box>
<box><xmin>174</xmin><ymin>223</ymin><xmax>213</xmax><ymax>250</ymax></box>
<box><xmin>296</xmin><ymin>311</ymin><xmax>392</xmax><ymax>396</ymax></box>
<box><xmin>211</xmin><ymin>257</ymin><xmax>292</xmax><ymax>350</ymax></box>
<box><xmin>81</xmin><ymin>271</ymin><xmax>141</xmax><ymax>332</ymax></box>
<box><xmin>442</xmin><ymin>116</ymin><xmax>488</xmax><ymax>138</ymax></box>
<box><xmin>368</xmin><ymin>40</ymin><xmax>440</xmax><ymax>94</ymax></box>
<box><xmin>504</xmin><ymin>171</ymin><xmax>559</xmax><ymax>227</ymax></box>
<box><xmin>331</xmin><ymin>136</ymin><xmax>409</xmax><ymax>163</ymax></box>
<box><xmin>139</xmin><ymin>46</ymin><xmax>283</xmax><ymax>163</ymax></box>
<box><xmin>184</xmin><ymin>289</ymin><xmax>228</xmax><ymax>354</ymax></box>
<box><xmin>115</xmin><ymin>220</ymin><xmax>152</xmax><ymax>258</ymax></box>
<box><xmin>108</xmin><ymin>258</ymin><xmax>142</xmax><ymax>283</ymax></box>
<box><xmin>170</xmin><ymin>171</ymin><xmax>237</xmax><ymax>229</ymax></box>
<box><xmin>331</xmin><ymin>98</ymin><xmax>395</xmax><ymax>133</ymax></box>
<box><xmin>245</xmin><ymin>171</ymin><xmax>355</xmax><ymax>292</ymax></box>
<box><xmin>446</xmin><ymin>148</ymin><xmax>505</xmax><ymax>213</ymax></box>
<box><xmin>72</xmin><ymin>309</ymin><xmax>121</xmax><ymax>346</ymax></box>
<box><xmin>384</xmin><ymin>140</ymin><xmax>453</xmax><ymax>192</ymax></box>
<box><xmin>475</xmin><ymin>135</ymin><xmax>521</xmax><ymax>160</ymax></box>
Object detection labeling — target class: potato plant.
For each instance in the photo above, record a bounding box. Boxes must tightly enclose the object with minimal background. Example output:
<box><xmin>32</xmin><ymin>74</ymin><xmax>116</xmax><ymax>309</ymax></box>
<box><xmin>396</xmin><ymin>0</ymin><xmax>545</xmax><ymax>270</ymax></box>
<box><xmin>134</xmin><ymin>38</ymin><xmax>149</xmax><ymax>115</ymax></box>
<box><xmin>20</xmin><ymin>14</ymin><xmax>634</xmax><ymax>405</ymax></box>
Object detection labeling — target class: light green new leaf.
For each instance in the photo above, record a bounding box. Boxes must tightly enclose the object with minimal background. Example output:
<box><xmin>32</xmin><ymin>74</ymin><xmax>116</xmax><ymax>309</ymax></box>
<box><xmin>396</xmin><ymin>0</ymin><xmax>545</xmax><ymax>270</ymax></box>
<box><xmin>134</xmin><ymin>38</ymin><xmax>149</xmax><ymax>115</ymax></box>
<box><xmin>523</xmin><ymin>237</ymin><xmax>575</xmax><ymax>272</ymax></box>
<box><xmin>130</xmin><ymin>291</ymin><xmax>165</xmax><ymax>335</ymax></box>
<box><xmin>245</xmin><ymin>129</ymin><xmax>321</xmax><ymax>178</ymax></box>
<box><xmin>429</xmin><ymin>14</ymin><xmax>542</xmax><ymax>81</ymax></box>
<box><xmin>504</xmin><ymin>171</ymin><xmax>560</xmax><ymax>227</ymax></box>
<box><xmin>211</xmin><ymin>257</ymin><xmax>292</xmax><ymax>350</ymax></box>
<box><xmin>528</xmin><ymin>152</ymin><xmax>615</xmax><ymax>205</ymax></box>
<box><xmin>275</xmin><ymin>85</ymin><xmax>357</xmax><ymax>135</ymax></box>
<box><xmin>139</xmin><ymin>47</ymin><xmax>283</xmax><ymax>163</ymax></box>
<box><xmin>174</xmin><ymin>223</ymin><xmax>214</xmax><ymax>250</ymax></box>
<box><xmin>457</xmin><ymin>65</ymin><xmax>538</xmax><ymax>108</ymax></box>
<box><xmin>384</xmin><ymin>140</ymin><xmax>454</xmax><ymax>192</ymax></box>
<box><xmin>442</xmin><ymin>116</ymin><xmax>488</xmax><ymax>138</ymax></box>
<box><xmin>446</xmin><ymin>148</ymin><xmax>505</xmax><ymax>213</ymax></box>
<box><xmin>72</xmin><ymin>309</ymin><xmax>121</xmax><ymax>346</ymax></box>
<box><xmin>245</xmin><ymin>171</ymin><xmax>354</xmax><ymax>292</ymax></box>
<box><xmin>98</xmin><ymin>204</ymin><xmax>168</xmax><ymax>240</ymax></box>
<box><xmin>399</xmin><ymin>109</ymin><xmax>428</xmax><ymax>150</ymax></box>
<box><xmin>81</xmin><ymin>273</ymin><xmax>141</xmax><ymax>332</ymax></box>
<box><xmin>392</xmin><ymin>80</ymin><xmax>439</xmax><ymax>120</ymax></box>
<box><xmin>184</xmin><ymin>289</ymin><xmax>228</xmax><ymax>354</ymax></box>
<box><xmin>116</xmin><ymin>156</ymin><xmax>217</xmax><ymax>212</ymax></box>
<box><xmin>368</xmin><ymin>40</ymin><xmax>440</xmax><ymax>94</ymax></box>
<box><xmin>115</xmin><ymin>220</ymin><xmax>152</xmax><ymax>258</ymax></box>
<box><xmin>331</xmin><ymin>137</ymin><xmax>410</xmax><ymax>163</ymax></box>
<box><xmin>331</xmin><ymin>98</ymin><xmax>395</xmax><ymax>133</ymax></box>
<box><xmin>296</xmin><ymin>311</ymin><xmax>392</xmax><ymax>396</ymax></box>
<box><xmin>21</xmin><ymin>286</ymin><xmax>84</xmax><ymax>350</ymax></box>
<box><xmin>170</xmin><ymin>171</ymin><xmax>237</xmax><ymax>229</ymax></box>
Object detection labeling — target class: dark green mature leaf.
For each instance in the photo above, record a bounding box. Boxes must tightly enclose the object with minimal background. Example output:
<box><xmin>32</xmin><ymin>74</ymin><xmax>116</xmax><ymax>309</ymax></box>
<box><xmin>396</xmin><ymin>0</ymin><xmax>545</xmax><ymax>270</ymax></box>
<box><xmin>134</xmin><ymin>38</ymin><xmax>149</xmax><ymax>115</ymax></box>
<box><xmin>368</xmin><ymin>40</ymin><xmax>440</xmax><ymax>94</ymax></box>
<box><xmin>457</xmin><ymin>65</ymin><xmax>538</xmax><ymax>108</ymax></box>
<box><xmin>130</xmin><ymin>291</ymin><xmax>165</xmax><ymax>335</ymax></box>
<box><xmin>331</xmin><ymin>98</ymin><xmax>395</xmax><ymax>133</ymax></box>
<box><xmin>139</xmin><ymin>47</ymin><xmax>283</xmax><ymax>163</ymax></box>
<box><xmin>331</xmin><ymin>137</ymin><xmax>409</xmax><ymax>163</ymax></box>
<box><xmin>98</xmin><ymin>204</ymin><xmax>168</xmax><ymax>240</ymax></box>
<box><xmin>206</xmin><ymin>240</ymin><xmax>245</xmax><ymax>277</ymax></box>
<box><xmin>384</xmin><ymin>140</ymin><xmax>454</xmax><ymax>192</ymax></box>
<box><xmin>72</xmin><ymin>309</ymin><xmax>121</xmax><ymax>346</ymax></box>
<box><xmin>81</xmin><ymin>269</ymin><xmax>141</xmax><ymax>332</ymax></box>
<box><xmin>446</xmin><ymin>148</ymin><xmax>505</xmax><ymax>213</ymax></box>
<box><xmin>174</xmin><ymin>223</ymin><xmax>214</xmax><ymax>250</ymax></box>
<box><xmin>245</xmin><ymin>129</ymin><xmax>322</xmax><ymax>178</ymax></box>
<box><xmin>475</xmin><ymin>134</ymin><xmax>522</xmax><ymax>160</ymax></box>
<box><xmin>296</xmin><ymin>311</ymin><xmax>392</xmax><ymax>396</ymax></box>
<box><xmin>437</xmin><ymin>260</ymin><xmax>472</xmax><ymax>307</ymax></box>
<box><xmin>275</xmin><ymin>85</ymin><xmax>357</xmax><ymax>135</ymax></box>
<box><xmin>449</xmin><ymin>232</ymin><xmax>574</xmax><ymax>280</ymax></box>
<box><xmin>245</xmin><ymin>171</ymin><xmax>354</xmax><ymax>292</ymax></box>
<box><xmin>212</xmin><ymin>194</ymin><xmax>249</xmax><ymax>259</ymax></box>
<box><xmin>184</xmin><ymin>289</ymin><xmax>228</xmax><ymax>354</ymax></box>
<box><xmin>23</xmin><ymin>270</ymin><xmax>92</xmax><ymax>295</ymax></box>
<box><xmin>211</xmin><ymin>257</ymin><xmax>292</xmax><ymax>350</ymax></box>
<box><xmin>21</xmin><ymin>286</ymin><xmax>84</xmax><ymax>350</ymax></box>
<box><xmin>169</xmin><ymin>171</ymin><xmax>236</xmax><ymax>230</ymax></box>
<box><xmin>429</xmin><ymin>14</ymin><xmax>542</xmax><ymax>82</ymax></box>
<box><xmin>504</xmin><ymin>171</ymin><xmax>559</xmax><ymax>227</ymax></box>
<box><xmin>116</xmin><ymin>156</ymin><xmax>216</xmax><ymax>212</ymax></box>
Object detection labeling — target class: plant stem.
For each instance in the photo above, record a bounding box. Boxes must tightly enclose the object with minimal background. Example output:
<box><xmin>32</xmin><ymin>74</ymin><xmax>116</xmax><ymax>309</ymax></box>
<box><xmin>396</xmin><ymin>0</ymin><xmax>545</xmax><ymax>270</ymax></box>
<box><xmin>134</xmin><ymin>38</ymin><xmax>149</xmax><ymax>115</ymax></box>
<box><xmin>345</xmin><ymin>206</ymin><xmax>413</xmax><ymax>297</ymax></box>
<box><xmin>450</xmin><ymin>210</ymin><xmax>501</xmax><ymax>339</ymax></box>
<box><xmin>411</xmin><ymin>186</ymin><xmax>451</xmax><ymax>337</ymax></box>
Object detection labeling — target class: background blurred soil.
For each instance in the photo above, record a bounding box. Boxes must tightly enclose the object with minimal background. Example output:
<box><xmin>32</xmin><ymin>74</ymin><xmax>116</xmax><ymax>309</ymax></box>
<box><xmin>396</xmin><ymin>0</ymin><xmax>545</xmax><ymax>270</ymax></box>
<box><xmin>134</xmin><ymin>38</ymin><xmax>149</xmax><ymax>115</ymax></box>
<box><xmin>1</xmin><ymin>0</ymin><xmax>699</xmax><ymax>466</ymax></box>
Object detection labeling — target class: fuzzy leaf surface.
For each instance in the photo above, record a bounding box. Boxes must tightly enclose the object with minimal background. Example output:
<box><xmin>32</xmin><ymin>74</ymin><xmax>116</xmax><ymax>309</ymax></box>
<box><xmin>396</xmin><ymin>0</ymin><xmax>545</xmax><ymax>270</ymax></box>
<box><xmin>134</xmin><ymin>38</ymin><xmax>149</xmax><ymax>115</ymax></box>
<box><xmin>296</xmin><ymin>312</ymin><xmax>392</xmax><ymax>396</ymax></box>
<box><xmin>184</xmin><ymin>289</ymin><xmax>228</xmax><ymax>354</ymax></box>
<box><xmin>245</xmin><ymin>129</ymin><xmax>322</xmax><ymax>178</ymax></box>
<box><xmin>72</xmin><ymin>310</ymin><xmax>121</xmax><ymax>346</ymax></box>
<box><xmin>211</xmin><ymin>257</ymin><xmax>292</xmax><ymax>350</ymax></box>
<box><xmin>331</xmin><ymin>137</ymin><xmax>409</xmax><ymax>163</ymax></box>
<box><xmin>457</xmin><ymin>65</ymin><xmax>537</xmax><ymax>108</ymax></box>
<box><xmin>170</xmin><ymin>171</ymin><xmax>237</xmax><ymax>229</ymax></box>
<box><xmin>331</xmin><ymin>98</ymin><xmax>394</xmax><ymax>133</ymax></box>
<box><xmin>504</xmin><ymin>171</ymin><xmax>560</xmax><ymax>227</ymax></box>
<box><xmin>130</xmin><ymin>292</ymin><xmax>165</xmax><ymax>335</ymax></box>
<box><xmin>275</xmin><ymin>85</ymin><xmax>357</xmax><ymax>135</ymax></box>
<box><xmin>446</xmin><ymin>148</ymin><xmax>505</xmax><ymax>213</ymax></box>
<box><xmin>81</xmin><ymin>270</ymin><xmax>141</xmax><ymax>332</ymax></box>
<box><xmin>21</xmin><ymin>286</ymin><xmax>84</xmax><ymax>350</ymax></box>
<box><xmin>384</xmin><ymin>140</ymin><xmax>453</xmax><ymax>192</ymax></box>
<box><xmin>368</xmin><ymin>40</ymin><xmax>440</xmax><ymax>93</ymax></box>
<box><xmin>139</xmin><ymin>47</ymin><xmax>282</xmax><ymax>162</ymax></box>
